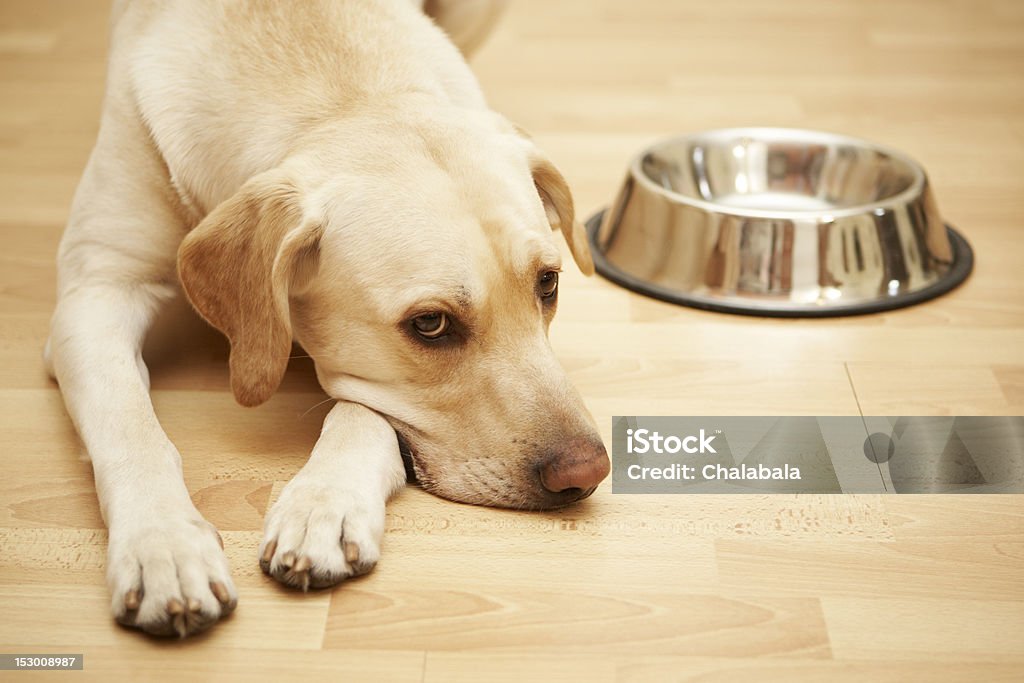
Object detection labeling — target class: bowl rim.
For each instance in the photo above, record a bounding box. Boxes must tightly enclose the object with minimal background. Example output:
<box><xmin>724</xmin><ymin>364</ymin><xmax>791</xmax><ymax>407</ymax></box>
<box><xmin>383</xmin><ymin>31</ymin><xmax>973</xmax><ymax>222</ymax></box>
<box><xmin>630</xmin><ymin>126</ymin><xmax>928</xmax><ymax>220</ymax></box>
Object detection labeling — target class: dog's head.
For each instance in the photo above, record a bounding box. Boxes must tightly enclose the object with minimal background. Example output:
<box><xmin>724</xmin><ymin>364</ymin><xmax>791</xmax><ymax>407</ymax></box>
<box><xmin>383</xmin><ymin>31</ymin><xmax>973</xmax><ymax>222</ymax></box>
<box><xmin>178</xmin><ymin>112</ymin><xmax>609</xmax><ymax>509</ymax></box>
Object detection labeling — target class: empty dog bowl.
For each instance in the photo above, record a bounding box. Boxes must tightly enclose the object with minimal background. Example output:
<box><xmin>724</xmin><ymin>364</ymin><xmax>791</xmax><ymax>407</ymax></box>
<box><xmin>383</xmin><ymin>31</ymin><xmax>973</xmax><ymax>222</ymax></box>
<box><xmin>587</xmin><ymin>128</ymin><xmax>973</xmax><ymax>316</ymax></box>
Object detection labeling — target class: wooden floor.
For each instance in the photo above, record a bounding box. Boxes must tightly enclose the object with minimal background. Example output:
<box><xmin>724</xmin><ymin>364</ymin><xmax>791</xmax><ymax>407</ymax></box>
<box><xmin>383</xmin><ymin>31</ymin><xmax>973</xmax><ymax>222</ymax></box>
<box><xmin>1</xmin><ymin>0</ymin><xmax>1023</xmax><ymax>680</ymax></box>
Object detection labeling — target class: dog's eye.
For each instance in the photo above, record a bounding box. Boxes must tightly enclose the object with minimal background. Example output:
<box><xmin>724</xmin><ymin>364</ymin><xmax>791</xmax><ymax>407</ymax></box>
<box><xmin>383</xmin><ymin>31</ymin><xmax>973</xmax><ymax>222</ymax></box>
<box><xmin>411</xmin><ymin>312</ymin><xmax>449</xmax><ymax>339</ymax></box>
<box><xmin>538</xmin><ymin>271</ymin><xmax>559</xmax><ymax>300</ymax></box>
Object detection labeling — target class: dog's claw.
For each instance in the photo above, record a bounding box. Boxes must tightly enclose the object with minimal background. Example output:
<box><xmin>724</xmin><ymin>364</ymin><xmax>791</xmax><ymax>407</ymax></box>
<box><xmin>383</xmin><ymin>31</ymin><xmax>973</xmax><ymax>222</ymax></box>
<box><xmin>285</xmin><ymin>555</ymin><xmax>312</xmax><ymax>591</ymax></box>
<box><xmin>259</xmin><ymin>540</ymin><xmax>277</xmax><ymax>574</ymax></box>
<box><xmin>172</xmin><ymin>614</ymin><xmax>187</xmax><ymax>639</ymax></box>
<box><xmin>343</xmin><ymin>541</ymin><xmax>360</xmax><ymax>565</ymax></box>
<box><xmin>210</xmin><ymin>581</ymin><xmax>231</xmax><ymax>604</ymax></box>
<box><xmin>261</xmin><ymin>539</ymin><xmax>277</xmax><ymax>563</ymax></box>
<box><xmin>124</xmin><ymin>589</ymin><xmax>140</xmax><ymax>611</ymax></box>
<box><xmin>281</xmin><ymin>551</ymin><xmax>296</xmax><ymax>569</ymax></box>
<box><xmin>167</xmin><ymin>598</ymin><xmax>184</xmax><ymax>615</ymax></box>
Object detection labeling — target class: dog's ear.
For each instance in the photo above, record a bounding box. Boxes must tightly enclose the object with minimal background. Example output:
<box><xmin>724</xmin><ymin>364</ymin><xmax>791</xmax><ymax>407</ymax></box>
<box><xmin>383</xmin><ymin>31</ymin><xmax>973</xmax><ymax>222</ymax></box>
<box><xmin>178</xmin><ymin>170</ymin><xmax>323</xmax><ymax>407</ymax></box>
<box><xmin>493</xmin><ymin>115</ymin><xmax>594</xmax><ymax>274</ymax></box>
<box><xmin>527</xmin><ymin>149</ymin><xmax>595</xmax><ymax>276</ymax></box>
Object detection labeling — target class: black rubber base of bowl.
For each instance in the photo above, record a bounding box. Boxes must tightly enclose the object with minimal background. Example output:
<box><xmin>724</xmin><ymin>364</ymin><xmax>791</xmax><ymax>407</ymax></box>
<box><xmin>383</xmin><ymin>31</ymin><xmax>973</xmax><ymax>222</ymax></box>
<box><xmin>584</xmin><ymin>209</ymin><xmax>974</xmax><ymax>318</ymax></box>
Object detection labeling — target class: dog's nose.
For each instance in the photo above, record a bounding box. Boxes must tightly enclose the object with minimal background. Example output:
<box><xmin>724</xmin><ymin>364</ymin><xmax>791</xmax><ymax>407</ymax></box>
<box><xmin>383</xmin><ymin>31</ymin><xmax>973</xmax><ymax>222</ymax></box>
<box><xmin>539</xmin><ymin>441</ymin><xmax>611</xmax><ymax>494</ymax></box>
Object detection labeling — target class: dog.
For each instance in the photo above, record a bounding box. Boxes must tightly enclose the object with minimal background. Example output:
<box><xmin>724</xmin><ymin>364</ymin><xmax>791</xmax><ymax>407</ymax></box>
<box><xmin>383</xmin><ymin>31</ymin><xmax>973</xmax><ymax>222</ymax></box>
<box><xmin>46</xmin><ymin>0</ymin><xmax>610</xmax><ymax>638</ymax></box>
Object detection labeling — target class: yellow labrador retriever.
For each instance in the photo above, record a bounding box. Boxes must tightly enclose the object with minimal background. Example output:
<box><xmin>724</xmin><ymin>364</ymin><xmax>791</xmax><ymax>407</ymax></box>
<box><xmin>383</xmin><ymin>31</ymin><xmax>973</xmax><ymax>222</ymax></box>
<box><xmin>46</xmin><ymin>0</ymin><xmax>609</xmax><ymax>637</ymax></box>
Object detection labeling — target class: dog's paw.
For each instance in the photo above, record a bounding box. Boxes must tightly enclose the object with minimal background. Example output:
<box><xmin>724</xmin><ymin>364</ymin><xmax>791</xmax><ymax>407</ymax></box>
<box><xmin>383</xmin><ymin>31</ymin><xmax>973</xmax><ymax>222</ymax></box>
<box><xmin>258</xmin><ymin>481</ymin><xmax>384</xmax><ymax>590</ymax></box>
<box><xmin>107</xmin><ymin>515</ymin><xmax>237</xmax><ymax>638</ymax></box>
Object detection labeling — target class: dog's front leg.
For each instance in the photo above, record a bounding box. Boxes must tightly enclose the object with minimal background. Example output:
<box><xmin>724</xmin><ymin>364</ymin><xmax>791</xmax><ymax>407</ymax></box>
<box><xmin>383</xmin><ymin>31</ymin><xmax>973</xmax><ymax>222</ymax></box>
<box><xmin>259</xmin><ymin>401</ymin><xmax>406</xmax><ymax>589</ymax></box>
<box><xmin>49</xmin><ymin>285</ymin><xmax>238</xmax><ymax>637</ymax></box>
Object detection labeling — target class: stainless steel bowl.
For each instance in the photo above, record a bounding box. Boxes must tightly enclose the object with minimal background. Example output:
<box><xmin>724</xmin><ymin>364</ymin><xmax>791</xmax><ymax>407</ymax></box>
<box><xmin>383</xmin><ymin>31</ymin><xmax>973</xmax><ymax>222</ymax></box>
<box><xmin>588</xmin><ymin>128</ymin><xmax>972</xmax><ymax>316</ymax></box>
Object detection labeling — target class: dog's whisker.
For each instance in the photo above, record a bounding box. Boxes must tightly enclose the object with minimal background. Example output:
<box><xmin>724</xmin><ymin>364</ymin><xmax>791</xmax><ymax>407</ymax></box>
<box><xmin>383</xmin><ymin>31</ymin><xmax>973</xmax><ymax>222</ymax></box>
<box><xmin>299</xmin><ymin>396</ymin><xmax>335</xmax><ymax>418</ymax></box>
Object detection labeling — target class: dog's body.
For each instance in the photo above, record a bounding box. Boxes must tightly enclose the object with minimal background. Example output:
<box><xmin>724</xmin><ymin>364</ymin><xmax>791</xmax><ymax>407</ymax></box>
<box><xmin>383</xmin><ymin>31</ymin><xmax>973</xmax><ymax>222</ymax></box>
<box><xmin>48</xmin><ymin>0</ymin><xmax>609</xmax><ymax>637</ymax></box>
